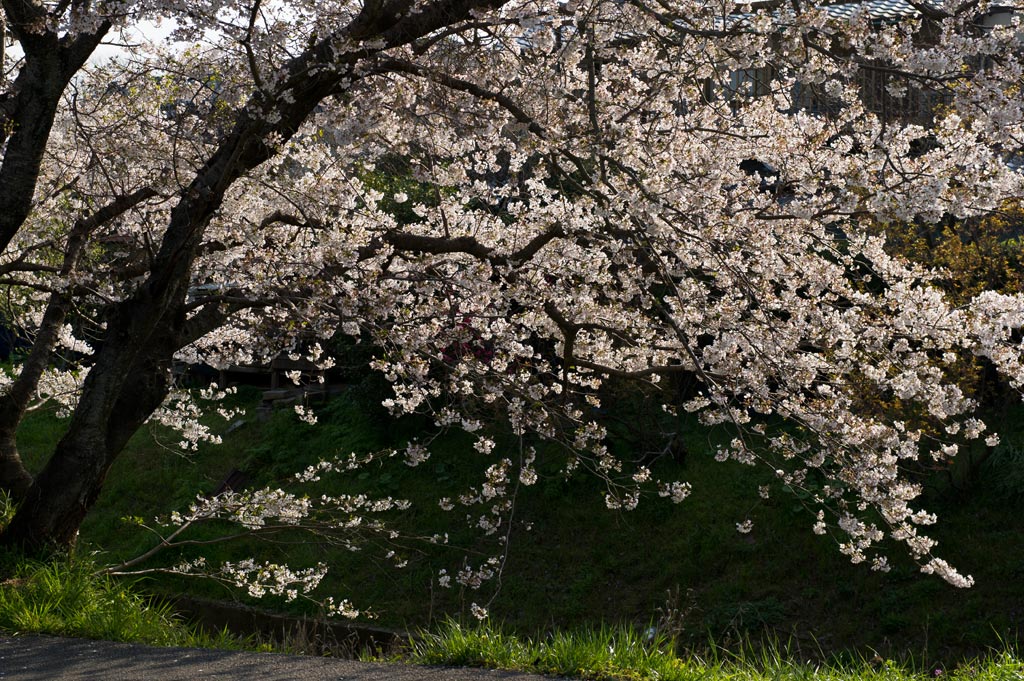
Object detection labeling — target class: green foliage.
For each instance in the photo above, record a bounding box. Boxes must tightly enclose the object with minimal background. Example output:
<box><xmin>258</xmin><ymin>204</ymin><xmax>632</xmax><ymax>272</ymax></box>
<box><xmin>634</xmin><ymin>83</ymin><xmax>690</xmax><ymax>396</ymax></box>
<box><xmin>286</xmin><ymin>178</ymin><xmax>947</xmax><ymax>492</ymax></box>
<box><xmin>403</xmin><ymin>620</ymin><xmax>1024</xmax><ymax>681</ymax></box>
<box><xmin>868</xmin><ymin>203</ymin><xmax>1024</xmax><ymax>415</ymax></box>
<box><xmin>705</xmin><ymin>598</ymin><xmax>786</xmax><ymax>636</ymax></box>
<box><xmin>0</xmin><ymin>490</ymin><xmax>14</xmax><ymax>528</ymax></box>
<box><xmin>979</xmin><ymin>444</ymin><xmax>1024</xmax><ymax>502</ymax></box>
<box><xmin>357</xmin><ymin>154</ymin><xmax>454</xmax><ymax>226</ymax></box>
<box><xmin>0</xmin><ymin>489</ymin><xmax>245</xmax><ymax>648</ymax></box>
<box><xmin>875</xmin><ymin>202</ymin><xmax>1024</xmax><ymax>305</ymax></box>
<box><xmin>409</xmin><ymin>619</ymin><xmax>533</xmax><ymax>669</ymax></box>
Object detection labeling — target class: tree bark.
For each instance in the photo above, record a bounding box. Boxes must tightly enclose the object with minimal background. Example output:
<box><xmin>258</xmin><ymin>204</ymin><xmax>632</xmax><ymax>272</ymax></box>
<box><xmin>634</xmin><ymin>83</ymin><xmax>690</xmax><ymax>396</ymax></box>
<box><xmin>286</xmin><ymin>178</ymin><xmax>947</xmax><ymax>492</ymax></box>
<box><xmin>0</xmin><ymin>107</ymin><xmax>301</xmax><ymax>552</ymax></box>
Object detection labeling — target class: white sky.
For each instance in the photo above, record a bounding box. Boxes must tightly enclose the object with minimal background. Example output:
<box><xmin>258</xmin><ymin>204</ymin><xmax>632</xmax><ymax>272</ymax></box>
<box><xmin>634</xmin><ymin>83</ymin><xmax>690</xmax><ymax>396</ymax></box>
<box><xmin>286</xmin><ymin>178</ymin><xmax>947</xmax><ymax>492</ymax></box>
<box><xmin>89</xmin><ymin>20</ymin><xmax>182</xmax><ymax>63</ymax></box>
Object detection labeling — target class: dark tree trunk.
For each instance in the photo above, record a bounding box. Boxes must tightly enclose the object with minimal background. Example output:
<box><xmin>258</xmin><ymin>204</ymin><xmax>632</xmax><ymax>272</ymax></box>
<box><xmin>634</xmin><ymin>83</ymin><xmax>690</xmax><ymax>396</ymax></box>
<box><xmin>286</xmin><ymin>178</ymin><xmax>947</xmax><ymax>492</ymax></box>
<box><xmin>0</xmin><ymin>51</ymin><xmax>62</xmax><ymax>251</ymax></box>
<box><xmin>0</xmin><ymin>348</ymin><xmax>179</xmax><ymax>550</ymax></box>
<box><xmin>0</xmin><ymin>117</ymin><xmax>269</xmax><ymax>551</ymax></box>
<box><xmin>0</xmin><ymin>19</ymin><xmax>109</xmax><ymax>252</ymax></box>
<box><xmin>0</xmin><ymin>291</ymin><xmax>68</xmax><ymax>500</ymax></box>
<box><xmin>0</xmin><ymin>293</ymin><xmax>185</xmax><ymax>552</ymax></box>
<box><xmin>0</xmin><ymin>439</ymin><xmax>32</xmax><ymax>500</ymax></box>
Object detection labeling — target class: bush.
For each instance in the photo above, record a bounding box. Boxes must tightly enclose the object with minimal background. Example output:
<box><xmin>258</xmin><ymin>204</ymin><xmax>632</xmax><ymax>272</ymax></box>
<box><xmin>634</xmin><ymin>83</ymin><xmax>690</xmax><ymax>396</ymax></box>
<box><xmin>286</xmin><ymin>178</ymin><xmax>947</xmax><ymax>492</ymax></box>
<box><xmin>979</xmin><ymin>444</ymin><xmax>1024</xmax><ymax>502</ymax></box>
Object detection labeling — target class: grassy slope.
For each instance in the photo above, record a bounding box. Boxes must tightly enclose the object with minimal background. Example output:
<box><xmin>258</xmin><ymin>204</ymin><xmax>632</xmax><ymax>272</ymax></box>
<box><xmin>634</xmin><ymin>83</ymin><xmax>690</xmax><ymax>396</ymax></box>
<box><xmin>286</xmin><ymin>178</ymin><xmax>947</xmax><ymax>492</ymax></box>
<box><xmin>13</xmin><ymin>387</ymin><xmax>1024</xmax><ymax>664</ymax></box>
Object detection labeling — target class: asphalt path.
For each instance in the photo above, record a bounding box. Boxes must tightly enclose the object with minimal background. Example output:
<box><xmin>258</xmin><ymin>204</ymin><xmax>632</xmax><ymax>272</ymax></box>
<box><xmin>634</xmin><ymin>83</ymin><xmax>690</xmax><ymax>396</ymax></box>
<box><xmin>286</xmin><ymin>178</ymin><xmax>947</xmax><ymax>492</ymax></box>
<box><xmin>0</xmin><ymin>635</ymin><xmax>563</xmax><ymax>681</ymax></box>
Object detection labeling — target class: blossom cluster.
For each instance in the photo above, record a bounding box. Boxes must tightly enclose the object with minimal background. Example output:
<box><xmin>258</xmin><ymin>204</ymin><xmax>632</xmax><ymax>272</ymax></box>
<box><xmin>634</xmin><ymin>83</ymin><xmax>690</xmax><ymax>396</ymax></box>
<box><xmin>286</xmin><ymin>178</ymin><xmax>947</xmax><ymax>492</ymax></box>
<box><xmin>3</xmin><ymin>0</ymin><xmax>1024</xmax><ymax>601</ymax></box>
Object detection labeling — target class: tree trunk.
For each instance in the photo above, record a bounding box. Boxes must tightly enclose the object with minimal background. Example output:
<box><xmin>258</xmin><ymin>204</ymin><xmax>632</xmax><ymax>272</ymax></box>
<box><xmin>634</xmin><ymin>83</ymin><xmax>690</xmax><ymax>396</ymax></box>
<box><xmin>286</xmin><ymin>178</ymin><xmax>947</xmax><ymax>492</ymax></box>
<box><xmin>0</xmin><ymin>438</ymin><xmax>32</xmax><ymax>500</ymax></box>
<box><xmin>0</xmin><ymin>292</ymin><xmax>72</xmax><ymax>500</ymax></box>
<box><xmin>0</xmin><ymin>123</ymin><xmax>240</xmax><ymax>550</ymax></box>
<box><xmin>0</xmin><ymin>16</ymin><xmax>109</xmax><ymax>252</ymax></box>
<box><xmin>0</xmin><ymin>297</ymin><xmax>184</xmax><ymax>552</ymax></box>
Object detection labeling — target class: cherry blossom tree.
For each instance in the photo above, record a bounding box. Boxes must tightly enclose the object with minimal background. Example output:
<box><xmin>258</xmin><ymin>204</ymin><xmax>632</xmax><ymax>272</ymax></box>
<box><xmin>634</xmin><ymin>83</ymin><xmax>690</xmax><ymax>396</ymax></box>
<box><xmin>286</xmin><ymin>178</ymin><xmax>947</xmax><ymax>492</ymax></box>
<box><xmin>0</xmin><ymin>0</ymin><xmax>1022</xmax><ymax>597</ymax></box>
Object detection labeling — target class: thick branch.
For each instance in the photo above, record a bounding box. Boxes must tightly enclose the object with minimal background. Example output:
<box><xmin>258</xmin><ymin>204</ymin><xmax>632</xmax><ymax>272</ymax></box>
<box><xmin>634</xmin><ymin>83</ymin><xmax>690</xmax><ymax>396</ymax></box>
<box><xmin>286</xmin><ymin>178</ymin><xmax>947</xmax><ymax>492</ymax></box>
<box><xmin>374</xmin><ymin>222</ymin><xmax>563</xmax><ymax>266</ymax></box>
<box><xmin>0</xmin><ymin>19</ymin><xmax>110</xmax><ymax>252</ymax></box>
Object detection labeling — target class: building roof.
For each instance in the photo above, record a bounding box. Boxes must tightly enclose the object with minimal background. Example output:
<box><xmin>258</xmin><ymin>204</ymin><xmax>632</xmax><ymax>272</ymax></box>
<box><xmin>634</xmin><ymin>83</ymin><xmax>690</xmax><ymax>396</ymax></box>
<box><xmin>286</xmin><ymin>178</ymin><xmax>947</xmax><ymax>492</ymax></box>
<box><xmin>822</xmin><ymin>0</ymin><xmax>926</xmax><ymax>22</ymax></box>
<box><xmin>713</xmin><ymin>0</ymin><xmax>952</xmax><ymax>29</ymax></box>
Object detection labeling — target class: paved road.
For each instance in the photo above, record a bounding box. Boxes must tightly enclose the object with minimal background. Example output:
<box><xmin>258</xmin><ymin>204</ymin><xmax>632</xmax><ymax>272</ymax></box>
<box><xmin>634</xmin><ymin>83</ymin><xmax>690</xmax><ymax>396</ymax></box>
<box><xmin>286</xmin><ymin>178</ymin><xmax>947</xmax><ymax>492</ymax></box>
<box><xmin>0</xmin><ymin>635</ymin><xmax>561</xmax><ymax>681</ymax></box>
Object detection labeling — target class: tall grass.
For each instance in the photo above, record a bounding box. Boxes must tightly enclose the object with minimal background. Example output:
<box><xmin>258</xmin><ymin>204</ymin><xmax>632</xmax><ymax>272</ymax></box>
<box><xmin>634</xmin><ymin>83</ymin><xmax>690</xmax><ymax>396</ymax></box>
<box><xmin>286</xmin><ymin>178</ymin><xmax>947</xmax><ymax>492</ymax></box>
<box><xmin>404</xmin><ymin>619</ymin><xmax>1024</xmax><ymax>681</ymax></box>
<box><xmin>0</xmin><ymin>491</ymin><xmax>244</xmax><ymax>649</ymax></box>
<box><xmin>0</xmin><ymin>558</ymin><xmax>189</xmax><ymax>644</ymax></box>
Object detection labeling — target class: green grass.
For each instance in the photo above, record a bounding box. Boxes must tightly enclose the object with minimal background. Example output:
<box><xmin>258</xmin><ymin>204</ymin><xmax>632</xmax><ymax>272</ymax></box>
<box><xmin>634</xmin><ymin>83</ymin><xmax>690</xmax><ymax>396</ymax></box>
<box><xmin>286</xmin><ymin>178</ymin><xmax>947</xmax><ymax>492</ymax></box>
<box><xmin>402</xmin><ymin>620</ymin><xmax>1024</xmax><ymax>681</ymax></box>
<box><xmin>0</xmin><ymin>553</ymin><xmax>245</xmax><ymax>647</ymax></box>
<box><xmin>407</xmin><ymin>619</ymin><xmax>686</xmax><ymax>680</ymax></box>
